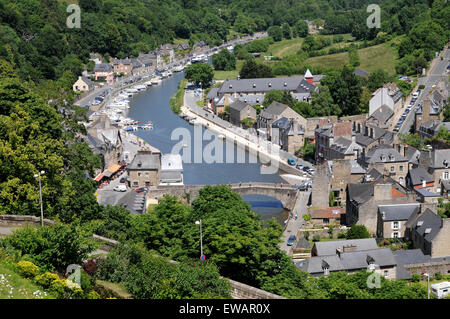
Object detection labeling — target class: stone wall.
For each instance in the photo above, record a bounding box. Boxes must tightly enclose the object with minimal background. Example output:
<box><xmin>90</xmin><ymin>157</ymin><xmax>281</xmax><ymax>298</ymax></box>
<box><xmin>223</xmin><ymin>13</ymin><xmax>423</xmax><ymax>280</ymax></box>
<box><xmin>311</xmin><ymin>164</ymin><xmax>330</xmax><ymax>207</ymax></box>
<box><xmin>405</xmin><ymin>259</ymin><xmax>450</xmax><ymax>277</ymax></box>
<box><xmin>0</xmin><ymin>215</ymin><xmax>54</xmax><ymax>227</ymax></box>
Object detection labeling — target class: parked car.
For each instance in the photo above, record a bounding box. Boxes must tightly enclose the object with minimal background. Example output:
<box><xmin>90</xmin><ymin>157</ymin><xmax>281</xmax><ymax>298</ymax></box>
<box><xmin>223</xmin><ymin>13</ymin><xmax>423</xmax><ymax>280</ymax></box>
<box><xmin>287</xmin><ymin>235</ymin><xmax>296</xmax><ymax>246</ymax></box>
<box><xmin>302</xmin><ymin>166</ymin><xmax>310</xmax><ymax>172</ymax></box>
<box><xmin>135</xmin><ymin>187</ymin><xmax>148</xmax><ymax>193</ymax></box>
<box><xmin>296</xmin><ymin>163</ymin><xmax>304</xmax><ymax>170</ymax></box>
<box><xmin>119</xmin><ymin>177</ymin><xmax>127</xmax><ymax>183</ymax></box>
<box><xmin>287</xmin><ymin>158</ymin><xmax>296</xmax><ymax>166</ymax></box>
<box><xmin>113</xmin><ymin>184</ymin><xmax>127</xmax><ymax>192</ymax></box>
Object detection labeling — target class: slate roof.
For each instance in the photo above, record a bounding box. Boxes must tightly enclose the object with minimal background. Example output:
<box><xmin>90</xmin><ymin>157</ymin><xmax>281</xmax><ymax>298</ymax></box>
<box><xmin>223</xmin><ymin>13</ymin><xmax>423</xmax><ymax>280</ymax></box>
<box><xmin>369</xmin><ymin>104</ymin><xmax>394</xmax><ymax>124</ymax></box>
<box><xmin>206</xmin><ymin>88</ymin><xmax>219</xmax><ymax>100</ymax></box>
<box><xmin>94</xmin><ymin>63</ymin><xmax>113</xmax><ymax>72</ymax></box>
<box><xmin>393</xmin><ymin>249</ymin><xmax>431</xmax><ymax>280</ymax></box>
<box><xmin>348</xmin><ymin>174</ymin><xmax>407</xmax><ymax>205</ymax></box>
<box><xmin>355</xmin><ymin>133</ymin><xmax>375</xmax><ymax>147</ymax></box>
<box><xmin>350</xmin><ymin>159</ymin><xmax>366</xmax><ymax>174</ymax></box>
<box><xmin>161</xmin><ymin>154</ymin><xmax>183</xmax><ymax>172</ymax></box>
<box><xmin>415</xmin><ymin>188</ymin><xmax>441</xmax><ymax>198</ymax></box>
<box><xmin>81</xmin><ymin>76</ymin><xmax>94</xmax><ymax>88</ymax></box>
<box><xmin>229</xmin><ymin>100</ymin><xmax>250</xmax><ymax>112</ymax></box>
<box><xmin>405</xmin><ymin>146</ymin><xmax>420</xmax><ymax>165</ymax></box>
<box><xmin>405</xmin><ymin>209</ymin><xmax>443</xmax><ymax>242</ymax></box>
<box><xmin>353</xmin><ymin>68</ymin><xmax>370</xmax><ymax>77</ymax></box>
<box><xmin>294</xmin><ymin>237</ymin><xmax>311</xmax><ymax>250</ymax></box>
<box><xmin>442</xmin><ymin>180</ymin><xmax>450</xmax><ymax>191</ymax></box>
<box><xmin>261</xmin><ymin>101</ymin><xmax>289</xmax><ymax>118</ymax></box>
<box><xmin>272</xmin><ymin>117</ymin><xmax>304</xmax><ymax>136</ymax></box>
<box><xmin>118</xmin><ymin>191</ymin><xmax>147</xmax><ymax>215</ymax></box>
<box><xmin>378</xmin><ymin>204</ymin><xmax>420</xmax><ymax>221</ymax></box>
<box><xmin>128</xmin><ymin>154</ymin><xmax>160</xmax><ymax>170</ymax></box>
<box><xmin>409</xmin><ymin>166</ymin><xmax>434</xmax><ymax>186</ymax></box>
<box><xmin>365</xmin><ymin>144</ymin><xmax>408</xmax><ymax>164</ymax></box>
<box><xmin>304</xmin><ymin>248</ymin><xmax>396</xmax><ymax>275</ymax></box>
<box><xmin>218</xmin><ymin>76</ymin><xmax>320</xmax><ymax>94</ymax></box>
<box><xmin>430</xmin><ymin>149</ymin><xmax>450</xmax><ymax>169</ymax></box>
<box><xmin>238</xmin><ymin>94</ymin><xmax>265</xmax><ymax>106</ymax></box>
<box><xmin>313</xmin><ymin>238</ymin><xmax>378</xmax><ymax>257</ymax></box>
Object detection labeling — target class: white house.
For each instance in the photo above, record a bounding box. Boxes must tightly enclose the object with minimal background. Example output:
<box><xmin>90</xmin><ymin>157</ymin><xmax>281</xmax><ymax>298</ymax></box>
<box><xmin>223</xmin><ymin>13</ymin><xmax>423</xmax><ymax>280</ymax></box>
<box><xmin>369</xmin><ymin>83</ymin><xmax>402</xmax><ymax>116</ymax></box>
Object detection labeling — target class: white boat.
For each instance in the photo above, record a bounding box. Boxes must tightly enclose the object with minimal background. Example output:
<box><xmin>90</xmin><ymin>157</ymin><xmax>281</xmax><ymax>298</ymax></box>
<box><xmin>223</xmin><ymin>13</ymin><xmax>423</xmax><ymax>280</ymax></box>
<box><xmin>192</xmin><ymin>54</ymin><xmax>207</xmax><ymax>63</ymax></box>
<box><xmin>135</xmin><ymin>84</ymin><xmax>147</xmax><ymax>91</ymax></box>
<box><xmin>125</xmin><ymin>88</ymin><xmax>138</xmax><ymax>94</ymax></box>
<box><xmin>144</xmin><ymin>81</ymin><xmax>153</xmax><ymax>87</ymax></box>
<box><xmin>174</xmin><ymin>65</ymin><xmax>184</xmax><ymax>72</ymax></box>
<box><xmin>167</xmin><ymin>71</ymin><xmax>173</xmax><ymax>76</ymax></box>
<box><xmin>189</xmin><ymin>118</ymin><xmax>197</xmax><ymax>125</ymax></box>
<box><xmin>151</xmin><ymin>77</ymin><xmax>162</xmax><ymax>85</ymax></box>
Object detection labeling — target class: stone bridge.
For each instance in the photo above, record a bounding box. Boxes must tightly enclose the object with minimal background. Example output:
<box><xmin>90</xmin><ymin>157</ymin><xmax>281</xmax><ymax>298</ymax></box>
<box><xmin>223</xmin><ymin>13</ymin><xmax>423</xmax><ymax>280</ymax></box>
<box><xmin>152</xmin><ymin>182</ymin><xmax>300</xmax><ymax>210</ymax></box>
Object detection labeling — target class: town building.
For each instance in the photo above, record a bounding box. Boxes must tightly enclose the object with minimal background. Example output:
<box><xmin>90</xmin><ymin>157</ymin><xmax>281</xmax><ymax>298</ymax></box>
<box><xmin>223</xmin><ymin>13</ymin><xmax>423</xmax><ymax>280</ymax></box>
<box><xmin>229</xmin><ymin>100</ymin><xmax>257</xmax><ymax>127</ymax></box>
<box><xmin>328</xmin><ymin>159</ymin><xmax>366</xmax><ymax>206</ymax></box>
<box><xmin>295</xmin><ymin>239</ymin><xmax>397</xmax><ymax>278</ymax></box>
<box><xmin>346</xmin><ymin>171</ymin><xmax>416</xmax><ymax>234</ymax></box>
<box><xmin>73</xmin><ymin>76</ymin><xmax>94</xmax><ymax>92</ymax></box>
<box><xmin>314</xmin><ymin>121</ymin><xmax>354</xmax><ymax>163</ymax></box>
<box><xmin>377</xmin><ymin>203</ymin><xmax>420</xmax><ymax>239</ymax></box>
<box><xmin>257</xmin><ymin>101</ymin><xmax>307</xmax><ymax>138</ymax></box>
<box><xmin>271</xmin><ymin>117</ymin><xmax>305</xmax><ymax>153</ymax></box>
<box><xmin>419</xmin><ymin>148</ymin><xmax>450</xmax><ymax>193</ymax></box>
<box><xmin>414</xmin><ymin>88</ymin><xmax>447</xmax><ymax>131</ymax></box>
<box><xmin>406</xmin><ymin>166</ymin><xmax>435</xmax><ymax>190</ymax></box>
<box><xmin>369</xmin><ymin>82</ymin><xmax>402</xmax><ymax>117</ymax></box>
<box><xmin>127</xmin><ymin>150</ymin><xmax>161</xmax><ymax>188</ymax></box>
<box><xmin>94</xmin><ymin>63</ymin><xmax>114</xmax><ymax>85</ymax></box>
<box><xmin>360</xmin><ymin>144</ymin><xmax>409</xmax><ymax>186</ymax></box>
<box><xmin>160</xmin><ymin>154</ymin><xmax>183</xmax><ymax>184</ymax></box>
<box><xmin>309</xmin><ymin>207</ymin><xmax>345</xmax><ymax>225</ymax></box>
<box><xmin>405</xmin><ymin>208</ymin><xmax>450</xmax><ymax>258</ymax></box>
<box><xmin>418</xmin><ymin>120</ymin><xmax>450</xmax><ymax>140</ymax></box>
<box><xmin>353</xmin><ymin>68</ymin><xmax>370</xmax><ymax>78</ymax></box>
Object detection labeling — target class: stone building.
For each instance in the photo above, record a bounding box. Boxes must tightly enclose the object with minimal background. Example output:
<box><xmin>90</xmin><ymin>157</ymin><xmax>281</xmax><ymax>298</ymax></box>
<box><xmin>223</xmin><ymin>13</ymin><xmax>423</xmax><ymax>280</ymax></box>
<box><xmin>94</xmin><ymin>63</ymin><xmax>114</xmax><ymax>85</ymax></box>
<box><xmin>369</xmin><ymin>82</ymin><xmax>402</xmax><ymax>117</ymax></box>
<box><xmin>346</xmin><ymin>173</ymin><xmax>416</xmax><ymax>235</ymax></box>
<box><xmin>127</xmin><ymin>150</ymin><xmax>161</xmax><ymax>188</ymax></box>
<box><xmin>314</xmin><ymin>121</ymin><xmax>353</xmax><ymax>163</ymax></box>
<box><xmin>405</xmin><ymin>208</ymin><xmax>450</xmax><ymax>258</ymax></box>
<box><xmin>328</xmin><ymin>159</ymin><xmax>366</xmax><ymax>206</ymax></box>
<box><xmin>377</xmin><ymin>203</ymin><xmax>420</xmax><ymax>239</ymax></box>
<box><xmin>419</xmin><ymin>148</ymin><xmax>450</xmax><ymax>193</ymax></box>
<box><xmin>73</xmin><ymin>76</ymin><xmax>94</xmax><ymax>92</ymax></box>
<box><xmin>257</xmin><ymin>101</ymin><xmax>307</xmax><ymax>137</ymax></box>
<box><xmin>271</xmin><ymin>117</ymin><xmax>305</xmax><ymax>153</ymax></box>
<box><xmin>229</xmin><ymin>100</ymin><xmax>257</xmax><ymax>127</ymax></box>
<box><xmin>414</xmin><ymin>89</ymin><xmax>446</xmax><ymax>131</ymax></box>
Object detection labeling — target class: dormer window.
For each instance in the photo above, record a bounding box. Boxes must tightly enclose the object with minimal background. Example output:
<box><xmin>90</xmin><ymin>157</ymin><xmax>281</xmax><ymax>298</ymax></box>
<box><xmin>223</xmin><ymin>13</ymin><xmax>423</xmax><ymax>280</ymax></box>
<box><xmin>284</xmin><ymin>82</ymin><xmax>287</xmax><ymax>87</ymax></box>
<box><xmin>252</xmin><ymin>83</ymin><xmax>256</xmax><ymax>88</ymax></box>
<box><xmin>229</xmin><ymin>84</ymin><xmax>233</xmax><ymax>89</ymax></box>
<box><xmin>268</xmin><ymin>83</ymin><xmax>272</xmax><ymax>87</ymax></box>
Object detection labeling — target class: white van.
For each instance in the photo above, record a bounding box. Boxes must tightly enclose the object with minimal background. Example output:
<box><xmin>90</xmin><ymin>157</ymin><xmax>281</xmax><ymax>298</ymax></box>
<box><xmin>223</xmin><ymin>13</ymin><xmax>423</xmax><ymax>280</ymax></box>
<box><xmin>431</xmin><ymin>281</ymin><xmax>450</xmax><ymax>299</ymax></box>
<box><xmin>113</xmin><ymin>184</ymin><xmax>127</xmax><ymax>192</ymax></box>
<box><xmin>412</xmin><ymin>91</ymin><xmax>419</xmax><ymax>98</ymax></box>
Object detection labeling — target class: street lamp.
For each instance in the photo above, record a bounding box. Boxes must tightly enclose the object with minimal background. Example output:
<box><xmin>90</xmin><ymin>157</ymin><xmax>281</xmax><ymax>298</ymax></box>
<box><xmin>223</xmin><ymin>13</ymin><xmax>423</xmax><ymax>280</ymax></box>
<box><xmin>195</xmin><ymin>219</ymin><xmax>203</xmax><ymax>259</ymax></box>
<box><xmin>34</xmin><ymin>170</ymin><xmax>45</xmax><ymax>227</ymax></box>
<box><xmin>422</xmin><ymin>272</ymin><xmax>430</xmax><ymax>299</ymax></box>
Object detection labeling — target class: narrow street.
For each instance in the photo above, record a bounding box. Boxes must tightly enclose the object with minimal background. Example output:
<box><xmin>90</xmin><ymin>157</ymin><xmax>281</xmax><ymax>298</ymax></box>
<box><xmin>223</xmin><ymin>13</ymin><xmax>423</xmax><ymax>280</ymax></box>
<box><xmin>279</xmin><ymin>190</ymin><xmax>311</xmax><ymax>254</ymax></box>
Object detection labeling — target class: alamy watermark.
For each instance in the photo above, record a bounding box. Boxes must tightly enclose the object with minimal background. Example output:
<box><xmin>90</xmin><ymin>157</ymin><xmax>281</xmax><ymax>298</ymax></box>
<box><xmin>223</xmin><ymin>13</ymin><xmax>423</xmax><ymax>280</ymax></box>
<box><xmin>366</xmin><ymin>263</ymin><xmax>382</xmax><ymax>289</ymax></box>
<box><xmin>367</xmin><ymin>4</ymin><xmax>381</xmax><ymax>29</ymax></box>
<box><xmin>66</xmin><ymin>4</ymin><xmax>81</xmax><ymax>29</ymax></box>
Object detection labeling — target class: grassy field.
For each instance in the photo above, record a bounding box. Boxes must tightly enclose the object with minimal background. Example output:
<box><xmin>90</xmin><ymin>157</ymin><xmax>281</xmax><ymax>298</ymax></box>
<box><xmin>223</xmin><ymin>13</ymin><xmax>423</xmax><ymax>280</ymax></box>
<box><xmin>267</xmin><ymin>38</ymin><xmax>305</xmax><ymax>58</ymax></box>
<box><xmin>303</xmin><ymin>42</ymin><xmax>398</xmax><ymax>74</ymax></box>
<box><xmin>214</xmin><ymin>60</ymin><xmax>244</xmax><ymax>80</ymax></box>
<box><xmin>0</xmin><ymin>262</ymin><xmax>55</xmax><ymax>299</ymax></box>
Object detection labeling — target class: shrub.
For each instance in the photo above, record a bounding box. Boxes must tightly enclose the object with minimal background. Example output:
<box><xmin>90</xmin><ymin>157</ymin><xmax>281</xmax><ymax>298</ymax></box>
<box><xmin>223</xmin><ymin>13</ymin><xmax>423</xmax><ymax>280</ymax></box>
<box><xmin>34</xmin><ymin>272</ymin><xmax>60</xmax><ymax>288</ymax></box>
<box><xmin>87</xmin><ymin>290</ymin><xmax>101</xmax><ymax>299</ymax></box>
<box><xmin>411</xmin><ymin>274</ymin><xmax>421</xmax><ymax>282</ymax></box>
<box><xmin>435</xmin><ymin>272</ymin><xmax>442</xmax><ymax>280</ymax></box>
<box><xmin>15</xmin><ymin>260</ymin><xmax>40</xmax><ymax>278</ymax></box>
<box><xmin>418</xmin><ymin>84</ymin><xmax>425</xmax><ymax>89</ymax></box>
<box><xmin>312</xmin><ymin>234</ymin><xmax>321</xmax><ymax>242</ymax></box>
<box><xmin>337</xmin><ymin>232</ymin><xmax>346</xmax><ymax>239</ymax></box>
<box><xmin>303</xmin><ymin>214</ymin><xmax>311</xmax><ymax>221</ymax></box>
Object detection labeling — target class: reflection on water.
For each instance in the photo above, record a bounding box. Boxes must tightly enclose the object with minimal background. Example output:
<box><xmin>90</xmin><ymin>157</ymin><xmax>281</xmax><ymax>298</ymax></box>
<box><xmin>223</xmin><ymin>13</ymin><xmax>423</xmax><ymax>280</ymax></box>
<box><xmin>241</xmin><ymin>194</ymin><xmax>289</xmax><ymax>226</ymax></box>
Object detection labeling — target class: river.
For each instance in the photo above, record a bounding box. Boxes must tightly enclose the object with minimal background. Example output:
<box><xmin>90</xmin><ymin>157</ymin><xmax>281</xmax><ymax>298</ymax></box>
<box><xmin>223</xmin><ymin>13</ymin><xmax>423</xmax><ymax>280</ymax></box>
<box><xmin>126</xmin><ymin>70</ymin><xmax>288</xmax><ymax>222</ymax></box>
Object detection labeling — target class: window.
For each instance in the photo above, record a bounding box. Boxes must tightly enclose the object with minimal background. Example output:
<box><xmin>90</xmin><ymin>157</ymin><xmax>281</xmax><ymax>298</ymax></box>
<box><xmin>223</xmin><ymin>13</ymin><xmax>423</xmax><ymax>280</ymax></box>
<box><xmin>324</xmin><ymin>268</ymin><xmax>329</xmax><ymax>276</ymax></box>
<box><xmin>145</xmin><ymin>172</ymin><xmax>149</xmax><ymax>177</ymax></box>
<box><xmin>138</xmin><ymin>173</ymin><xmax>142</xmax><ymax>177</ymax></box>
<box><xmin>399</xmin><ymin>166</ymin><xmax>403</xmax><ymax>172</ymax></box>
<box><xmin>384</xmin><ymin>270</ymin><xmax>389</xmax><ymax>278</ymax></box>
<box><xmin>391</xmin><ymin>166</ymin><xmax>395</xmax><ymax>172</ymax></box>
<box><xmin>133</xmin><ymin>182</ymin><xmax>138</xmax><ymax>186</ymax></box>
<box><xmin>393</xmin><ymin>232</ymin><xmax>399</xmax><ymax>238</ymax></box>
<box><xmin>445</xmin><ymin>172</ymin><xmax>449</xmax><ymax>180</ymax></box>
<box><xmin>393</xmin><ymin>221</ymin><xmax>399</xmax><ymax>230</ymax></box>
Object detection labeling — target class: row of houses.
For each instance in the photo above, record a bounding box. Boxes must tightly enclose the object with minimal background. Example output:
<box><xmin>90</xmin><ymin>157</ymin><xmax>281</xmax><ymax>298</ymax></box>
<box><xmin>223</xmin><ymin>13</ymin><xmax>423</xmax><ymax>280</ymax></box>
<box><xmin>73</xmin><ymin>41</ymin><xmax>207</xmax><ymax>92</ymax></box>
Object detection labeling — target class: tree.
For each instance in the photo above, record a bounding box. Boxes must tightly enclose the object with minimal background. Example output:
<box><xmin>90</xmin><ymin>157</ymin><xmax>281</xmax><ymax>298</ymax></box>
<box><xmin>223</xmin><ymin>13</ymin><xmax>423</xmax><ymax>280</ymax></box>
<box><xmin>311</xmin><ymin>86</ymin><xmax>340</xmax><ymax>117</ymax></box>
<box><xmin>267</xmin><ymin>26</ymin><xmax>282</xmax><ymax>42</ymax></box>
<box><xmin>184</xmin><ymin>63</ymin><xmax>214</xmax><ymax>87</ymax></box>
<box><xmin>367</xmin><ymin>69</ymin><xmax>393</xmax><ymax>92</ymax></box>
<box><xmin>348</xmin><ymin>46</ymin><xmax>360</xmax><ymax>67</ymax></box>
<box><xmin>329</xmin><ymin>191</ymin><xmax>335</xmax><ymax>207</ymax></box>
<box><xmin>1</xmin><ymin>223</ymin><xmax>97</xmax><ymax>272</ymax></box>
<box><xmin>212</xmin><ymin>49</ymin><xmax>236</xmax><ymax>71</ymax></box>
<box><xmin>281</xmin><ymin>23</ymin><xmax>292</xmax><ymax>39</ymax></box>
<box><xmin>239</xmin><ymin>59</ymin><xmax>273</xmax><ymax>79</ymax></box>
<box><xmin>346</xmin><ymin>225</ymin><xmax>370</xmax><ymax>239</ymax></box>
<box><xmin>327</xmin><ymin>66</ymin><xmax>363</xmax><ymax>116</ymax></box>
<box><xmin>293</xmin><ymin>20</ymin><xmax>308</xmax><ymax>38</ymax></box>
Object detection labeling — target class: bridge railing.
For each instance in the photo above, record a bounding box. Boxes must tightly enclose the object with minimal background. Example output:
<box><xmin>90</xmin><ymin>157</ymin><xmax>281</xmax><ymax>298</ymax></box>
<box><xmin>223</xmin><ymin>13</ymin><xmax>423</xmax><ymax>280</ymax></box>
<box><xmin>156</xmin><ymin>182</ymin><xmax>297</xmax><ymax>190</ymax></box>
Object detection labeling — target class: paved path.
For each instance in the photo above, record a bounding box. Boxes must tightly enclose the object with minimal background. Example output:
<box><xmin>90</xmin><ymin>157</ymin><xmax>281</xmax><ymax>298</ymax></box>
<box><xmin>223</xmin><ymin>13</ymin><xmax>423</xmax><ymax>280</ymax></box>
<box><xmin>279</xmin><ymin>190</ymin><xmax>311</xmax><ymax>254</ymax></box>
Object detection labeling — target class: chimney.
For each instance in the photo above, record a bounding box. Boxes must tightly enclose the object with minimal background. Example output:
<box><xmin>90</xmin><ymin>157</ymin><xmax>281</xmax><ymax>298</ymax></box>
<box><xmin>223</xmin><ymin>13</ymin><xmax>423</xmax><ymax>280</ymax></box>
<box><xmin>420</xmin><ymin>203</ymin><xmax>437</xmax><ymax>214</ymax></box>
<box><xmin>343</xmin><ymin>244</ymin><xmax>357</xmax><ymax>253</ymax></box>
<box><xmin>358</xmin><ymin>123</ymin><xmax>361</xmax><ymax>133</ymax></box>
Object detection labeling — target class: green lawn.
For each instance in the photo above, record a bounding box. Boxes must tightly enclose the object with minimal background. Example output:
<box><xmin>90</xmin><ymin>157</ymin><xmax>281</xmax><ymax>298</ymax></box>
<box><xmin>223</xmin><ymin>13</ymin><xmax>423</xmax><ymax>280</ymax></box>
<box><xmin>214</xmin><ymin>60</ymin><xmax>244</xmax><ymax>80</ymax></box>
<box><xmin>303</xmin><ymin>42</ymin><xmax>398</xmax><ymax>75</ymax></box>
<box><xmin>267</xmin><ymin>37</ymin><xmax>305</xmax><ymax>58</ymax></box>
<box><xmin>0</xmin><ymin>262</ymin><xmax>55</xmax><ymax>299</ymax></box>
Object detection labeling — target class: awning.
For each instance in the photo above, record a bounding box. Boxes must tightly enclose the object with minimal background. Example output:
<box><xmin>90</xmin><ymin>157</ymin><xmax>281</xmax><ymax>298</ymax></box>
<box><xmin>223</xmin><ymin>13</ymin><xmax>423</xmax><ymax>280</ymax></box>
<box><xmin>94</xmin><ymin>173</ymin><xmax>104</xmax><ymax>182</ymax></box>
<box><xmin>108</xmin><ymin>164</ymin><xmax>121</xmax><ymax>174</ymax></box>
<box><xmin>103</xmin><ymin>170</ymin><xmax>113</xmax><ymax>178</ymax></box>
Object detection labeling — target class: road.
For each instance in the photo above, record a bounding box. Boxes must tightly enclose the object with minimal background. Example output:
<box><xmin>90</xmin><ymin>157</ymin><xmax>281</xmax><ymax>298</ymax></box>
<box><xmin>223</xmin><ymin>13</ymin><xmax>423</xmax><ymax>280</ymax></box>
<box><xmin>399</xmin><ymin>46</ymin><xmax>450</xmax><ymax>134</ymax></box>
<box><xmin>279</xmin><ymin>190</ymin><xmax>310</xmax><ymax>254</ymax></box>
<box><xmin>75</xmin><ymin>32</ymin><xmax>268</xmax><ymax>109</ymax></box>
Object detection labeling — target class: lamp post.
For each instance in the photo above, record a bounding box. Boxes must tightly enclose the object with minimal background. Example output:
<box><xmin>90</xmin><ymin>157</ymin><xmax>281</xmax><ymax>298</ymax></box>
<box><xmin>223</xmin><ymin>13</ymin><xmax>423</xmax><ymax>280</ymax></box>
<box><xmin>34</xmin><ymin>170</ymin><xmax>45</xmax><ymax>227</ymax></box>
<box><xmin>195</xmin><ymin>219</ymin><xmax>203</xmax><ymax>258</ymax></box>
<box><xmin>422</xmin><ymin>272</ymin><xmax>430</xmax><ymax>299</ymax></box>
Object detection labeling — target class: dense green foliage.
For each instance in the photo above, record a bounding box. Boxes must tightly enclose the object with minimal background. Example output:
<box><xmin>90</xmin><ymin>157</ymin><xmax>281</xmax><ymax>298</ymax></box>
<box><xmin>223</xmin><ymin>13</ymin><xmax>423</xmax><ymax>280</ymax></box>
<box><xmin>346</xmin><ymin>225</ymin><xmax>371</xmax><ymax>239</ymax></box>
<box><xmin>212</xmin><ymin>49</ymin><xmax>236</xmax><ymax>71</ymax></box>
<box><xmin>239</xmin><ymin>59</ymin><xmax>273</xmax><ymax>79</ymax></box>
<box><xmin>185</xmin><ymin>63</ymin><xmax>214</xmax><ymax>87</ymax></box>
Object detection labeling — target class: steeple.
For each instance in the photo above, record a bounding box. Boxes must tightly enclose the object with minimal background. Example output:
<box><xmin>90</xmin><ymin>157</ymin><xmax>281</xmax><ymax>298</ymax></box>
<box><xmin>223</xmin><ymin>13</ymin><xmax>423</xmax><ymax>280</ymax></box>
<box><xmin>305</xmin><ymin>69</ymin><xmax>313</xmax><ymax>84</ymax></box>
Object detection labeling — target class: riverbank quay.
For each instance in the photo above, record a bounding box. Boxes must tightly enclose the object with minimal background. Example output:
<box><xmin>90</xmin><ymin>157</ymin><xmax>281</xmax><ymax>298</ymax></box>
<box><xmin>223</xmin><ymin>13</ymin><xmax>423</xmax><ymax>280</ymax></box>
<box><xmin>181</xmin><ymin>86</ymin><xmax>312</xmax><ymax>183</ymax></box>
